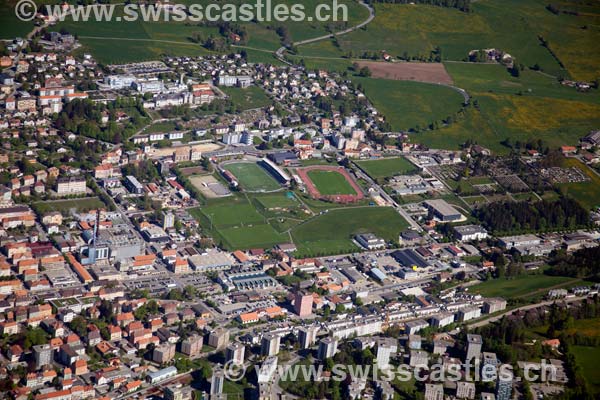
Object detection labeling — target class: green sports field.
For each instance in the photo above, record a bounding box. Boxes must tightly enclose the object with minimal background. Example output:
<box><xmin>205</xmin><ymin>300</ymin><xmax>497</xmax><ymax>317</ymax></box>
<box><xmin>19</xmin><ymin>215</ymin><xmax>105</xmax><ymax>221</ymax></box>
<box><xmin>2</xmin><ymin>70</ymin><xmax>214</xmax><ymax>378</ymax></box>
<box><xmin>307</xmin><ymin>170</ymin><xmax>357</xmax><ymax>195</ymax></box>
<box><xmin>222</xmin><ymin>162</ymin><xmax>281</xmax><ymax>192</ymax></box>
<box><xmin>189</xmin><ymin>200</ymin><xmax>288</xmax><ymax>249</ymax></box>
<box><xmin>218</xmin><ymin>224</ymin><xmax>288</xmax><ymax>250</ymax></box>
<box><xmin>255</xmin><ymin>193</ymin><xmax>300</xmax><ymax>210</ymax></box>
<box><xmin>291</xmin><ymin>206</ymin><xmax>409</xmax><ymax>256</ymax></box>
<box><xmin>355</xmin><ymin>157</ymin><xmax>418</xmax><ymax>179</ymax></box>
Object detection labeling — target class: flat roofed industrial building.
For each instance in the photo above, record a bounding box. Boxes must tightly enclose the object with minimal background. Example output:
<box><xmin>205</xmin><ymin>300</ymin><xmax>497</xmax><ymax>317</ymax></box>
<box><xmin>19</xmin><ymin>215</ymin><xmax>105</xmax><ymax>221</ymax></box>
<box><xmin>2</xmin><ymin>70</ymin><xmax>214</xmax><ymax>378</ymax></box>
<box><xmin>424</xmin><ymin>199</ymin><xmax>463</xmax><ymax>222</ymax></box>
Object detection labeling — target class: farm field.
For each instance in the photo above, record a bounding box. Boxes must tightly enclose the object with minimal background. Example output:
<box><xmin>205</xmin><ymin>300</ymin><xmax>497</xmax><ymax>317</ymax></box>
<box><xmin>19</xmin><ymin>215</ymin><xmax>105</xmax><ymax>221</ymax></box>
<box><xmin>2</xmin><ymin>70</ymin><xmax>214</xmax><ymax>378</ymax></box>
<box><xmin>53</xmin><ymin>7</ymin><xmax>218</xmax><ymax>63</ymax></box>
<box><xmin>335</xmin><ymin>0</ymin><xmax>600</xmax><ymax>79</ymax></box>
<box><xmin>222</xmin><ymin>86</ymin><xmax>272</xmax><ymax>111</ymax></box>
<box><xmin>356</xmin><ymin>61</ymin><xmax>453</xmax><ymax>85</ymax></box>
<box><xmin>444</xmin><ymin>63</ymin><xmax>600</xmax><ymax>103</ymax></box>
<box><xmin>353</xmin><ymin>77</ymin><xmax>465</xmax><ymax>132</ymax></box>
<box><xmin>0</xmin><ymin>2</ymin><xmax>34</xmax><ymax>39</ymax></box>
<box><xmin>306</xmin><ymin>170</ymin><xmax>357</xmax><ymax>195</ymax></box>
<box><xmin>417</xmin><ymin>92</ymin><xmax>600</xmax><ymax>153</ymax></box>
<box><xmin>45</xmin><ymin>0</ymin><xmax>368</xmax><ymax>63</ymax></box>
<box><xmin>291</xmin><ymin>206</ymin><xmax>409</xmax><ymax>256</ymax></box>
<box><xmin>32</xmin><ymin>197</ymin><xmax>106</xmax><ymax>215</ymax></box>
<box><xmin>222</xmin><ymin>162</ymin><xmax>281</xmax><ymax>192</ymax></box>
<box><xmin>355</xmin><ymin>157</ymin><xmax>418</xmax><ymax>179</ymax></box>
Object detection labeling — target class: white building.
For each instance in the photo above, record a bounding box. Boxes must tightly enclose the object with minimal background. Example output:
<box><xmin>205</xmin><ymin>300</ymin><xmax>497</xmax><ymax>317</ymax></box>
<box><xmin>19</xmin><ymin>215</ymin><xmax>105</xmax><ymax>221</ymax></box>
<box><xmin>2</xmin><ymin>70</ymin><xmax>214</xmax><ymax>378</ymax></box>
<box><xmin>257</xmin><ymin>356</ymin><xmax>278</xmax><ymax>383</ymax></box>
<box><xmin>430</xmin><ymin>313</ymin><xmax>455</xmax><ymax>328</ymax></box>
<box><xmin>376</xmin><ymin>338</ymin><xmax>397</xmax><ymax>368</ymax></box>
<box><xmin>317</xmin><ymin>337</ymin><xmax>338</xmax><ymax>360</ymax></box>
<box><xmin>453</xmin><ymin>225</ymin><xmax>489</xmax><ymax>242</ymax></box>
<box><xmin>225</xmin><ymin>343</ymin><xmax>245</xmax><ymax>365</ymax></box>
<box><xmin>457</xmin><ymin>307</ymin><xmax>481</xmax><ymax>322</ymax></box>
<box><xmin>297</xmin><ymin>326</ymin><xmax>319</xmax><ymax>349</ymax></box>
<box><xmin>260</xmin><ymin>333</ymin><xmax>280</xmax><ymax>357</ymax></box>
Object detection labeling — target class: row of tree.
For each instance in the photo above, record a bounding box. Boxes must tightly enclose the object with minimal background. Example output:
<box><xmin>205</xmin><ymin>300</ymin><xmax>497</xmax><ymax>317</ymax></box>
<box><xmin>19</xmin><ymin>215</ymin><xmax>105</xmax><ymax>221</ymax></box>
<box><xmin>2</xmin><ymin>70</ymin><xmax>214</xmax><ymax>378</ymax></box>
<box><xmin>475</xmin><ymin>197</ymin><xmax>589</xmax><ymax>234</ymax></box>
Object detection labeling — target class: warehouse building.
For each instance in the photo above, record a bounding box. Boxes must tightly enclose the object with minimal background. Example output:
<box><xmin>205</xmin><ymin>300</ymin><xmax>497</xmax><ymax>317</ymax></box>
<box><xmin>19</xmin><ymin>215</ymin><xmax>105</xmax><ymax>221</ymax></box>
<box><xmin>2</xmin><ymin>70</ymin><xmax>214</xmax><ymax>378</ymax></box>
<box><xmin>424</xmin><ymin>199</ymin><xmax>463</xmax><ymax>222</ymax></box>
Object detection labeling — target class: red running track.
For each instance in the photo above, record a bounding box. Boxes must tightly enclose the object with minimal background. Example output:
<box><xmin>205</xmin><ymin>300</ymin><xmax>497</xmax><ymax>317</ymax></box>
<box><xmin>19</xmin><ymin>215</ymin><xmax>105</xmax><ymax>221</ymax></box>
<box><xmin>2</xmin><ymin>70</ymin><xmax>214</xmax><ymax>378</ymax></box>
<box><xmin>295</xmin><ymin>165</ymin><xmax>365</xmax><ymax>203</ymax></box>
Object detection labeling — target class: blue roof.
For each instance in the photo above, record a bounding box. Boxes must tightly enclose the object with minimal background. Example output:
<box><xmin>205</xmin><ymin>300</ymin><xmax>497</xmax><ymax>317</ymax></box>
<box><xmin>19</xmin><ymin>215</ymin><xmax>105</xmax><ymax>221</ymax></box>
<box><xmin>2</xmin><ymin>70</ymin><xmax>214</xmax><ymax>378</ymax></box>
<box><xmin>371</xmin><ymin>267</ymin><xmax>387</xmax><ymax>281</ymax></box>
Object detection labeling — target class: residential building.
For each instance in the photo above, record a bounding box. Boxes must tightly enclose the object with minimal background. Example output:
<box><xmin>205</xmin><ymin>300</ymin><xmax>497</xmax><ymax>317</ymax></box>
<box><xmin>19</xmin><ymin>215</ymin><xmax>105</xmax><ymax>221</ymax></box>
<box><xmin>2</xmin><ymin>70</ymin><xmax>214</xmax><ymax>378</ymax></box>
<box><xmin>297</xmin><ymin>326</ymin><xmax>318</xmax><ymax>349</ymax></box>
<box><xmin>226</xmin><ymin>342</ymin><xmax>245</xmax><ymax>365</ymax></box>
<box><xmin>317</xmin><ymin>337</ymin><xmax>338</xmax><ymax>360</ymax></box>
<box><xmin>210</xmin><ymin>368</ymin><xmax>224</xmax><ymax>395</ymax></box>
<box><xmin>56</xmin><ymin>177</ymin><xmax>86</xmax><ymax>196</ymax></box>
<box><xmin>424</xmin><ymin>383</ymin><xmax>444</xmax><ymax>400</ymax></box>
<box><xmin>164</xmin><ymin>384</ymin><xmax>193</xmax><ymax>400</ymax></box>
<box><xmin>152</xmin><ymin>343</ymin><xmax>176</xmax><ymax>364</ymax></box>
<box><xmin>456</xmin><ymin>381</ymin><xmax>476</xmax><ymax>399</ymax></box>
<box><xmin>466</xmin><ymin>334</ymin><xmax>483</xmax><ymax>362</ymax></box>
<box><xmin>261</xmin><ymin>333</ymin><xmax>280</xmax><ymax>357</ymax></box>
<box><xmin>180</xmin><ymin>335</ymin><xmax>203</xmax><ymax>357</ymax></box>
<box><xmin>208</xmin><ymin>328</ymin><xmax>230</xmax><ymax>349</ymax></box>
<box><xmin>294</xmin><ymin>292</ymin><xmax>313</xmax><ymax>317</ymax></box>
<box><xmin>495</xmin><ymin>376</ymin><xmax>512</xmax><ymax>400</ymax></box>
<box><xmin>33</xmin><ymin>344</ymin><xmax>53</xmax><ymax>369</ymax></box>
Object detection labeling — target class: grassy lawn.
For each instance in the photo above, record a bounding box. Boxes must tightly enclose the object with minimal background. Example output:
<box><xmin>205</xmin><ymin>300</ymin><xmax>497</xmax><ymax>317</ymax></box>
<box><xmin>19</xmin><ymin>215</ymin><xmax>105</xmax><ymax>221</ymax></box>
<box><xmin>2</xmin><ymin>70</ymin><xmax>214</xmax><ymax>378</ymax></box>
<box><xmin>190</xmin><ymin>200</ymin><xmax>288</xmax><ymax>249</ymax></box>
<box><xmin>218</xmin><ymin>223</ymin><xmax>288</xmax><ymax>250</ymax></box>
<box><xmin>291</xmin><ymin>206</ymin><xmax>409</xmax><ymax>256</ymax></box>
<box><xmin>353</xmin><ymin>77</ymin><xmax>465</xmax><ymax>132</ymax></box>
<box><xmin>222</xmin><ymin>162</ymin><xmax>281</xmax><ymax>192</ymax></box>
<box><xmin>254</xmin><ymin>192</ymin><xmax>300</xmax><ymax>210</ymax></box>
<box><xmin>307</xmin><ymin>170</ymin><xmax>357</xmax><ymax>195</ymax></box>
<box><xmin>556</xmin><ymin>157</ymin><xmax>600</xmax><ymax>210</ymax></box>
<box><xmin>470</xmin><ymin>271</ymin><xmax>581</xmax><ymax>300</ymax></box>
<box><xmin>222</xmin><ymin>86</ymin><xmax>272</xmax><ymax>111</ymax></box>
<box><xmin>190</xmin><ymin>201</ymin><xmax>266</xmax><ymax>228</ymax></box>
<box><xmin>462</xmin><ymin>195</ymin><xmax>487</xmax><ymax>207</ymax></box>
<box><xmin>0</xmin><ymin>2</ymin><xmax>35</xmax><ymax>39</ymax></box>
<box><xmin>32</xmin><ymin>197</ymin><xmax>106</xmax><ymax>215</ymax></box>
<box><xmin>143</xmin><ymin>121</ymin><xmax>178</xmax><ymax>134</ymax></box>
<box><xmin>355</xmin><ymin>157</ymin><xmax>418</xmax><ymax>179</ymax></box>
<box><xmin>512</xmin><ymin>192</ymin><xmax>538</xmax><ymax>202</ymax></box>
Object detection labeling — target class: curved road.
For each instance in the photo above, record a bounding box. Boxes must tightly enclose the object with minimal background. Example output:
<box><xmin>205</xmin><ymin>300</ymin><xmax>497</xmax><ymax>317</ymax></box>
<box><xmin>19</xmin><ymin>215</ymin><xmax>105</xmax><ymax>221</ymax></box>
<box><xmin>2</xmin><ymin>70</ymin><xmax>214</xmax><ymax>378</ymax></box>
<box><xmin>467</xmin><ymin>295</ymin><xmax>588</xmax><ymax>329</ymax></box>
<box><xmin>275</xmin><ymin>1</ymin><xmax>375</xmax><ymax>62</ymax></box>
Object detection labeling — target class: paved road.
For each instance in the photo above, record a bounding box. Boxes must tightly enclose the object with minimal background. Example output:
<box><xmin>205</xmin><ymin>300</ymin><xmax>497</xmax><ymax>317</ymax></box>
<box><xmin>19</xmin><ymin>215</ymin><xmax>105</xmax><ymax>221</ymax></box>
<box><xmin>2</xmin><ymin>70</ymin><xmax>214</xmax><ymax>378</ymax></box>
<box><xmin>275</xmin><ymin>1</ymin><xmax>375</xmax><ymax>62</ymax></box>
<box><xmin>351</xmin><ymin>160</ymin><xmax>424</xmax><ymax>233</ymax></box>
<box><xmin>467</xmin><ymin>295</ymin><xmax>588</xmax><ymax>329</ymax></box>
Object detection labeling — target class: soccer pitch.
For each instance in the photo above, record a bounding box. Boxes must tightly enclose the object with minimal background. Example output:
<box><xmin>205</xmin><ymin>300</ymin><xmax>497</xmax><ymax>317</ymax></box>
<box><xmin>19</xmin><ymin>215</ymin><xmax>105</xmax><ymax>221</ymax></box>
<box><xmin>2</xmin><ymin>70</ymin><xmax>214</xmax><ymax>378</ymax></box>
<box><xmin>306</xmin><ymin>170</ymin><xmax>357</xmax><ymax>195</ymax></box>
<box><xmin>222</xmin><ymin>162</ymin><xmax>281</xmax><ymax>192</ymax></box>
